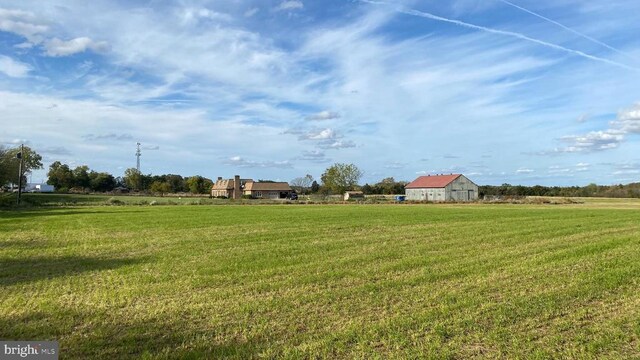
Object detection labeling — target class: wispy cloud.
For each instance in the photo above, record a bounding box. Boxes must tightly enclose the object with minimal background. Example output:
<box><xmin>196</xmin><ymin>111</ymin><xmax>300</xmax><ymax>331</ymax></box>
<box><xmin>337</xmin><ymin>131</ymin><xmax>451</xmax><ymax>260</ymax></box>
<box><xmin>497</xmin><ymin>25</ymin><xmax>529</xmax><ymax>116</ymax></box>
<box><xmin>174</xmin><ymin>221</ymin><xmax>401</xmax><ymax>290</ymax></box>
<box><xmin>556</xmin><ymin>130</ymin><xmax>625</xmax><ymax>153</ymax></box>
<box><xmin>0</xmin><ymin>8</ymin><xmax>48</xmax><ymax>43</ymax></box>
<box><xmin>516</xmin><ymin>167</ymin><xmax>534</xmax><ymax>174</ymax></box>
<box><xmin>306</xmin><ymin>110</ymin><xmax>340</xmax><ymax>121</ymax></box>
<box><xmin>44</xmin><ymin>37</ymin><xmax>110</xmax><ymax>57</ymax></box>
<box><xmin>276</xmin><ymin>1</ymin><xmax>304</xmax><ymax>12</ymax></box>
<box><xmin>181</xmin><ymin>8</ymin><xmax>232</xmax><ymax>24</ymax></box>
<box><xmin>550</xmin><ymin>102</ymin><xmax>639</xmax><ymax>153</ymax></box>
<box><xmin>318</xmin><ymin>139</ymin><xmax>356</xmax><ymax>149</ymax></box>
<box><xmin>83</xmin><ymin>133</ymin><xmax>134</xmax><ymax>142</ymax></box>
<box><xmin>612</xmin><ymin>103</ymin><xmax>640</xmax><ymax>133</ymax></box>
<box><xmin>225</xmin><ymin>155</ymin><xmax>293</xmax><ymax>169</ymax></box>
<box><xmin>360</xmin><ymin>0</ymin><xmax>640</xmax><ymax>72</ymax></box>
<box><xmin>296</xmin><ymin>150</ymin><xmax>330</xmax><ymax>163</ymax></box>
<box><xmin>497</xmin><ymin>0</ymin><xmax>636</xmax><ymax>60</ymax></box>
<box><xmin>244</xmin><ymin>8</ymin><xmax>259</xmax><ymax>17</ymax></box>
<box><xmin>0</xmin><ymin>55</ymin><xmax>31</xmax><ymax>77</ymax></box>
<box><xmin>1</xmin><ymin>1</ymin><xmax>639</xmax><ymax>186</ymax></box>
<box><xmin>384</xmin><ymin>161</ymin><xmax>406</xmax><ymax>169</ymax></box>
<box><xmin>40</xmin><ymin>146</ymin><xmax>72</xmax><ymax>156</ymax></box>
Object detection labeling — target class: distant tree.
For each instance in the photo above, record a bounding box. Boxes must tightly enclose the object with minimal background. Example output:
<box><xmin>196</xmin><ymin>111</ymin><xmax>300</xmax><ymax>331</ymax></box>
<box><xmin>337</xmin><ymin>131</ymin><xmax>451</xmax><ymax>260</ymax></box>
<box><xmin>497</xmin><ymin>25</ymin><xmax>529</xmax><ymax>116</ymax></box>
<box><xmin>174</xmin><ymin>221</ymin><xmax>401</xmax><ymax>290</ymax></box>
<box><xmin>361</xmin><ymin>183</ymin><xmax>374</xmax><ymax>195</ymax></box>
<box><xmin>124</xmin><ymin>168</ymin><xmax>142</xmax><ymax>191</ymax></box>
<box><xmin>72</xmin><ymin>165</ymin><xmax>91</xmax><ymax>190</ymax></box>
<box><xmin>185</xmin><ymin>176</ymin><xmax>213</xmax><ymax>194</ymax></box>
<box><xmin>150</xmin><ymin>181</ymin><xmax>171</xmax><ymax>196</ymax></box>
<box><xmin>321</xmin><ymin>163</ymin><xmax>363</xmax><ymax>194</ymax></box>
<box><xmin>290</xmin><ymin>174</ymin><xmax>314</xmax><ymax>194</ymax></box>
<box><xmin>114</xmin><ymin>176</ymin><xmax>126</xmax><ymax>188</ymax></box>
<box><xmin>311</xmin><ymin>180</ymin><xmax>320</xmax><ymax>193</ymax></box>
<box><xmin>0</xmin><ymin>146</ymin><xmax>10</xmax><ymax>186</ymax></box>
<box><xmin>376</xmin><ymin>177</ymin><xmax>408</xmax><ymax>194</ymax></box>
<box><xmin>47</xmin><ymin>161</ymin><xmax>75</xmax><ymax>191</ymax></box>
<box><xmin>1</xmin><ymin>145</ymin><xmax>43</xmax><ymax>187</ymax></box>
<box><xmin>164</xmin><ymin>174</ymin><xmax>186</xmax><ymax>193</ymax></box>
<box><xmin>88</xmin><ymin>172</ymin><xmax>116</xmax><ymax>192</ymax></box>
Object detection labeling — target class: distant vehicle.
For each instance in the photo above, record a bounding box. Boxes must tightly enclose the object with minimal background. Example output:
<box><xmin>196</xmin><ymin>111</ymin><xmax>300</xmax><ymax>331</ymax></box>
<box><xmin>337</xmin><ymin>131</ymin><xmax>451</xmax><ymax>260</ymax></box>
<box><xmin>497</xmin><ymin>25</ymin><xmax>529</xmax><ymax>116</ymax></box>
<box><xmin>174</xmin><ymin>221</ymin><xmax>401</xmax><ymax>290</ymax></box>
<box><xmin>289</xmin><ymin>192</ymin><xmax>298</xmax><ymax>200</ymax></box>
<box><xmin>34</xmin><ymin>184</ymin><xmax>55</xmax><ymax>193</ymax></box>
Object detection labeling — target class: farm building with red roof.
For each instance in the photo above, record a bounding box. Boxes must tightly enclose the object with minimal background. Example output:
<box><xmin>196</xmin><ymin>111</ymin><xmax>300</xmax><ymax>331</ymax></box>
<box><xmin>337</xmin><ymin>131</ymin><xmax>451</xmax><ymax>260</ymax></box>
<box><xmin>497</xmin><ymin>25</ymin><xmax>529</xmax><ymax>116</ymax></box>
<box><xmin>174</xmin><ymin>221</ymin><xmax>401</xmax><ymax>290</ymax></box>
<box><xmin>405</xmin><ymin>174</ymin><xmax>478</xmax><ymax>201</ymax></box>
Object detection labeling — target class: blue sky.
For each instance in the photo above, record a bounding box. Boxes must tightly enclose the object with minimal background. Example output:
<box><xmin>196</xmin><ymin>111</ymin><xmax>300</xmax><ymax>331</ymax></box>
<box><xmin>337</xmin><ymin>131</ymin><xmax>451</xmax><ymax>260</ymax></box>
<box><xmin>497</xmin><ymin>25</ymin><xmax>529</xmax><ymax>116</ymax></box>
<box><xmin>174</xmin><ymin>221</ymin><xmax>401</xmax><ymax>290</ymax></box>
<box><xmin>1</xmin><ymin>0</ymin><xmax>639</xmax><ymax>186</ymax></box>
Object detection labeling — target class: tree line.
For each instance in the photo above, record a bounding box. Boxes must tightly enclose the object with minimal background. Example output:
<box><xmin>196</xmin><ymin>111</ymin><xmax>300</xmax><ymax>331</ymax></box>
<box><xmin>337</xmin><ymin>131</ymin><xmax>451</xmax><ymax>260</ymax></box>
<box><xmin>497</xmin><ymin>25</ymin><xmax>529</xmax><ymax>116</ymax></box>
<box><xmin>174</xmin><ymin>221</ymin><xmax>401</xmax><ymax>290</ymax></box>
<box><xmin>479</xmin><ymin>183</ymin><xmax>640</xmax><ymax>198</ymax></box>
<box><xmin>3</xmin><ymin>145</ymin><xmax>639</xmax><ymax>198</ymax></box>
<box><xmin>47</xmin><ymin>163</ymin><xmax>214</xmax><ymax>195</ymax></box>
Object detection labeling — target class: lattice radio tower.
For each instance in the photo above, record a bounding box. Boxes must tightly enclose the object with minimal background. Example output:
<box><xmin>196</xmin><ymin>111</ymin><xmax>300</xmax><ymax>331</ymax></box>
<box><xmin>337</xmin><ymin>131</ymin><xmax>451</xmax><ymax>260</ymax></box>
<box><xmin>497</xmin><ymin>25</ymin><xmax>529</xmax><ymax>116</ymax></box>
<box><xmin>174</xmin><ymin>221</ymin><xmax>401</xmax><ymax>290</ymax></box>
<box><xmin>136</xmin><ymin>142</ymin><xmax>141</xmax><ymax>173</ymax></box>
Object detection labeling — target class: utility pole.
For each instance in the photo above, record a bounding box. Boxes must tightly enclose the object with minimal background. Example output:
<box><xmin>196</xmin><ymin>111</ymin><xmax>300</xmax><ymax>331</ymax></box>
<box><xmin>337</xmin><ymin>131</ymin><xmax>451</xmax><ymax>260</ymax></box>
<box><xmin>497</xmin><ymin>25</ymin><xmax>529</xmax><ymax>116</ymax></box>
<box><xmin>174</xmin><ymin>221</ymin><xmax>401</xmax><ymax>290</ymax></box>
<box><xmin>136</xmin><ymin>143</ymin><xmax>142</xmax><ymax>191</ymax></box>
<box><xmin>16</xmin><ymin>144</ymin><xmax>24</xmax><ymax>205</ymax></box>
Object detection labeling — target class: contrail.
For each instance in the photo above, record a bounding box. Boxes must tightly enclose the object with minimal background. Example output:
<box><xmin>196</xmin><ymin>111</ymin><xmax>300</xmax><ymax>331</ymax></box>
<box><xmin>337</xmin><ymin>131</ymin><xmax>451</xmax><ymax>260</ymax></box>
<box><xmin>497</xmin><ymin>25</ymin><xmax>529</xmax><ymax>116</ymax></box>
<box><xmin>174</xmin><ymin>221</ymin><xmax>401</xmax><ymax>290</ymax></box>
<box><xmin>497</xmin><ymin>0</ymin><xmax>635</xmax><ymax>60</ymax></box>
<box><xmin>359</xmin><ymin>0</ymin><xmax>639</xmax><ymax>72</ymax></box>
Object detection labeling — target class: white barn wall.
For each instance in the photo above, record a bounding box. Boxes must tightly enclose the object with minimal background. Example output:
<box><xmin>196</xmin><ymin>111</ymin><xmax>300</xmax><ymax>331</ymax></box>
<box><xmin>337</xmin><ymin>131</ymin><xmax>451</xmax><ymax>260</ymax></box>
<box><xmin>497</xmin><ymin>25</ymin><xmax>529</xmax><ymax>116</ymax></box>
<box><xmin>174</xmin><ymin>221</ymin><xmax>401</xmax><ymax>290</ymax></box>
<box><xmin>445</xmin><ymin>175</ymin><xmax>479</xmax><ymax>201</ymax></box>
<box><xmin>405</xmin><ymin>175</ymin><xmax>478</xmax><ymax>201</ymax></box>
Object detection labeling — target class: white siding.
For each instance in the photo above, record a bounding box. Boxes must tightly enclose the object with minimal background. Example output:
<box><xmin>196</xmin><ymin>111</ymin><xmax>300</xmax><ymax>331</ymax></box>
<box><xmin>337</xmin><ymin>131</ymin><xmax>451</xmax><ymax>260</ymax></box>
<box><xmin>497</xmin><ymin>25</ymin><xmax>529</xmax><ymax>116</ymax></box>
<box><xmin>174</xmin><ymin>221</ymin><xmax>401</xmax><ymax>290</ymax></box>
<box><xmin>405</xmin><ymin>175</ymin><xmax>478</xmax><ymax>202</ymax></box>
<box><xmin>445</xmin><ymin>175</ymin><xmax>478</xmax><ymax>201</ymax></box>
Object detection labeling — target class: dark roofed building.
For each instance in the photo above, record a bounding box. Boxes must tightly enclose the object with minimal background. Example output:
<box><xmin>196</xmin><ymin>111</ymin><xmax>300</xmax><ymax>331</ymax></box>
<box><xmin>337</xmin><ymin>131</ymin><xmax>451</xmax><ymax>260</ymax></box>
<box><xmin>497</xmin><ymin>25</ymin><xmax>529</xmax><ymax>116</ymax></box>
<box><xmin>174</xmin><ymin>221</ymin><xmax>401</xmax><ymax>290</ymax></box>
<box><xmin>211</xmin><ymin>175</ymin><xmax>294</xmax><ymax>199</ymax></box>
<box><xmin>243</xmin><ymin>181</ymin><xmax>293</xmax><ymax>199</ymax></box>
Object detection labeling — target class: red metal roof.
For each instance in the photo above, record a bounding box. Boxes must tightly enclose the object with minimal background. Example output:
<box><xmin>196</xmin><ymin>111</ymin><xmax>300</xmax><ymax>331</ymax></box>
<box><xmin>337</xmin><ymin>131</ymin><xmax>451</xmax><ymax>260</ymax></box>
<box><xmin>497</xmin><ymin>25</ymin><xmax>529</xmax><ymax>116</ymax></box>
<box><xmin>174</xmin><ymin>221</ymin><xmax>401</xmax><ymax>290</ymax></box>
<box><xmin>405</xmin><ymin>174</ymin><xmax>461</xmax><ymax>189</ymax></box>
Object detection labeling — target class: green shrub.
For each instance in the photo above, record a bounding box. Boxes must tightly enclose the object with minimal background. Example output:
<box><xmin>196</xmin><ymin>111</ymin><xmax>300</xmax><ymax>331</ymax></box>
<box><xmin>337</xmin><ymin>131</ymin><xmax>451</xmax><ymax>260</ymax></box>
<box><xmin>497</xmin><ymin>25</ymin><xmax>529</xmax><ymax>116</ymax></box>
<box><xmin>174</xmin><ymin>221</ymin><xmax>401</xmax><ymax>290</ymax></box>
<box><xmin>106</xmin><ymin>197</ymin><xmax>124</xmax><ymax>206</ymax></box>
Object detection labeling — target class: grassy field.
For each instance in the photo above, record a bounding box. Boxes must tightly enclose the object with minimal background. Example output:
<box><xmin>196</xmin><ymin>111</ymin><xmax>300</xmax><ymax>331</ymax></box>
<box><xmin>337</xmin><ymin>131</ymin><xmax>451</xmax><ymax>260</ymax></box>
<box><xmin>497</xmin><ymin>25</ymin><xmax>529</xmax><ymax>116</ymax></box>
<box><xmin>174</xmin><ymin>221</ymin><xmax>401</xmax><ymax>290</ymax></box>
<box><xmin>1</xmin><ymin>201</ymin><xmax>640</xmax><ymax>358</ymax></box>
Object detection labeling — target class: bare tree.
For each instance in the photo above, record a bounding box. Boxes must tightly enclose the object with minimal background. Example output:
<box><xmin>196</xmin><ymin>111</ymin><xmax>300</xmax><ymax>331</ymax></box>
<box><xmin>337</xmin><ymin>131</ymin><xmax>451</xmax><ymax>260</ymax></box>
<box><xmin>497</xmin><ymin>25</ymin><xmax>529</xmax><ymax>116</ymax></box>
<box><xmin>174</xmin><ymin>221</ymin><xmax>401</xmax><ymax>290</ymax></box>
<box><xmin>290</xmin><ymin>174</ymin><xmax>314</xmax><ymax>194</ymax></box>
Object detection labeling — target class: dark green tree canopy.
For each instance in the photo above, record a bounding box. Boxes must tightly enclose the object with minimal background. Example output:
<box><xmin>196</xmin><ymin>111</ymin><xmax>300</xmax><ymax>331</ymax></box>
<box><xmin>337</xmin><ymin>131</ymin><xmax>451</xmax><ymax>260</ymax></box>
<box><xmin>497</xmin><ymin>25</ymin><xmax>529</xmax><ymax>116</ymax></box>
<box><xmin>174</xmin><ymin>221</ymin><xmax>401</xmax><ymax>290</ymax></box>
<box><xmin>320</xmin><ymin>163</ymin><xmax>363</xmax><ymax>194</ymax></box>
<box><xmin>1</xmin><ymin>145</ymin><xmax>43</xmax><ymax>186</ymax></box>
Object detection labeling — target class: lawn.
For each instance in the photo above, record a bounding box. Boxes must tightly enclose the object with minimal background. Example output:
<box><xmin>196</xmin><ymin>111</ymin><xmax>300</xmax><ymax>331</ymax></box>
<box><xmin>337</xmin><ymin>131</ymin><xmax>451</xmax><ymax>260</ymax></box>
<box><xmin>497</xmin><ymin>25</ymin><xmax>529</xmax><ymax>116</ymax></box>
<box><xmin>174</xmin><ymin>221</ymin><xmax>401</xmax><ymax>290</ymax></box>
<box><xmin>1</xmin><ymin>203</ymin><xmax>639</xmax><ymax>358</ymax></box>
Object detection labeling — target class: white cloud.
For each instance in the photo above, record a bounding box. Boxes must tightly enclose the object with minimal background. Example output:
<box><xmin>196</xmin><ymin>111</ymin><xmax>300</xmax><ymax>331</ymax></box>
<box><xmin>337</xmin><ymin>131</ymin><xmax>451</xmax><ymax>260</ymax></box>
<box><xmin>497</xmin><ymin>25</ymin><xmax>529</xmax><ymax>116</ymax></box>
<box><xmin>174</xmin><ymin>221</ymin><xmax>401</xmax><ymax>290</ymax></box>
<box><xmin>575</xmin><ymin>163</ymin><xmax>591</xmax><ymax>172</ymax></box>
<box><xmin>0</xmin><ymin>8</ymin><xmax>48</xmax><ymax>43</ymax></box>
<box><xmin>44</xmin><ymin>37</ymin><xmax>110</xmax><ymax>57</ymax></box>
<box><xmin>318</xmin><ymin>140</ymin><xmax>356</xmax><ymax>149</ymax></box>
<box><xmin>305</xmin><ymin>128</ymin><xmax>335</xmax><ymax>140</ymax></box>
<box><xmin>0</xmin><ymin>55</ymin><xmax>31</xmax><ymax>77</ymax></box>
<box><xmin>557</xmin><ymin>130</ymin><xmax>625</xmax><ymax>153</ymax></box>
<box><xmin>244</xmin><ymin>8</ymin><xmax>259</xmax><ymax>17</ymax></box>
<box><xmin>384</xmin><ymin>161</ymin><xmax>406</xmax><ymax>169</ymax></box>
<box><xmin>306</xmin><ymin>110</ymin><xmax>340</xmax><ymax>121</ymax></box>
<box><xmin>612</xmin><ymin>103</ymin><xmax>640</xmax><ymax>133</ymax></box>
<box><xmin>181</xmin><ymin>8</ymin><xmax>231</xmax><ymax>24</ymax></box>
<box><xmin>276</xmin><ymin>1</ymin><xmax>304</xmax><ymax>11</ymax></box>
<box><xmin>551</xmin><ymin>102</ymin><xmax>639</xmax><ymax>154</ymax></box>
<box><xmin>82</xmin><ymin>133</ymin><xmax>134</xmax><ymax>142</ymax></box>
<box><xmin>226</xmin><ymin>156</ymin><xmax>293</xmax><ymax>169</ymax></box>
<box><xmin>577</xmin><ymin>113</ymin><xmax>589</xmax><ymax>123</ymax></box>
<box><xmin>548</xmin><ymin>166</ymin><xmax>570</xmax><ymax>174</ymax></box>
<box><xmin>515</xmin><ymin>168</ymin><xmax>534</xmax><ymax>174</ymax></box>
<box><xmin>297</xmin><ymin>150</ymin><xmax>330</xmax><ymax>163</ymax></box>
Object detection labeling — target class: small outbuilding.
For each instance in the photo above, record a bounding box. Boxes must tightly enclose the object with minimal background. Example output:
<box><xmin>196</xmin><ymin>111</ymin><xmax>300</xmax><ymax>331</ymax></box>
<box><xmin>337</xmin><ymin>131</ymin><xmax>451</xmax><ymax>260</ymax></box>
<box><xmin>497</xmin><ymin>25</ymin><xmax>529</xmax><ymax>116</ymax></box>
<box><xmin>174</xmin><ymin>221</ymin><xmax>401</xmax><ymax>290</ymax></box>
<box><xmin>405</xmin><ymin>174</ymin><xmax>478</xmax><ymax>201</ymax></box>
<box><xmin>344</xmin><ymin>191</ymin><xmax>364</xmax><ymax>201</ymax></box>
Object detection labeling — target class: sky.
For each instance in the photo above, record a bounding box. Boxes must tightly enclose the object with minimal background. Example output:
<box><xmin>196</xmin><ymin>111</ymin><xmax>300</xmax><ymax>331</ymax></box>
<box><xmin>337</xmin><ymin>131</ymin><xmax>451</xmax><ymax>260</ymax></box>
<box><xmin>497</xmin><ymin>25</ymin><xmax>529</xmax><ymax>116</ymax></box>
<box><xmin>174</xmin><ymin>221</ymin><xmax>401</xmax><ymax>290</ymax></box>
<box><xmin>1</xmin><ymin>0</ymin><xmax>639</xmax><ymax>186</ymax></box>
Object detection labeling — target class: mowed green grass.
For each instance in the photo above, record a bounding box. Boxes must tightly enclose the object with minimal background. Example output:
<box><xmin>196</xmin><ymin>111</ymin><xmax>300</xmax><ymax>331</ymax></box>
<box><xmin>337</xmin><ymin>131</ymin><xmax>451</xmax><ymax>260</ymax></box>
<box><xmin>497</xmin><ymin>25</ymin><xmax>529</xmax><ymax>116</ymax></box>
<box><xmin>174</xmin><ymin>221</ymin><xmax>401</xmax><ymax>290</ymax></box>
<box><xmin>1</xmin><ymin>204</ymin><xmax>639</xmax><ymax>359</ymax></box>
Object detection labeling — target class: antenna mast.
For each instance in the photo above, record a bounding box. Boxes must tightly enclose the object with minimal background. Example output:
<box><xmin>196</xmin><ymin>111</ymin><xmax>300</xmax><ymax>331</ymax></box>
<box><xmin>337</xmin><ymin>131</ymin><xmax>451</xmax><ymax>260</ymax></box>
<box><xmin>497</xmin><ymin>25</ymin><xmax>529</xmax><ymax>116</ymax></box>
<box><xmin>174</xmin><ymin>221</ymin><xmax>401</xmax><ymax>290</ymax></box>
<box><xmin>136</xmin><ymin>142</ymin><xmax>141</xmax><ymax>173</ymax></box>
<box><xmin>135</xmin><ymin>143</ymin><xmax>142</xmax><ymax>191</ymax></box>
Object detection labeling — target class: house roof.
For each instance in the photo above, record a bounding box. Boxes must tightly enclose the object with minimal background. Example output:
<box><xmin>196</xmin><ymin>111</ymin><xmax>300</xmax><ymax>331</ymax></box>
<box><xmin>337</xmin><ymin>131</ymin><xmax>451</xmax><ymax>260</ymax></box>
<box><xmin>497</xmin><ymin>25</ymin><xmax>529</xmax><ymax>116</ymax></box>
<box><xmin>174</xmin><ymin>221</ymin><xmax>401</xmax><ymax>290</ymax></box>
<box><xmin>405</xmin><ymin>174</ymin><xmax>462</xmax><ymax>189</ymax></box>
<box><xmin>244</xmin><ymin>181</ymin><xmax>292</xmax><ymax>191</ymax></box>
<box><xmin>211</xmin><ymin>178</ymin><xmax>253</xmax><ymax>190</ymax></box>
<box><xmin>211</xmin><ymin>179</ymin><xmax>234</xmax><ymax>190</ymax></box>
